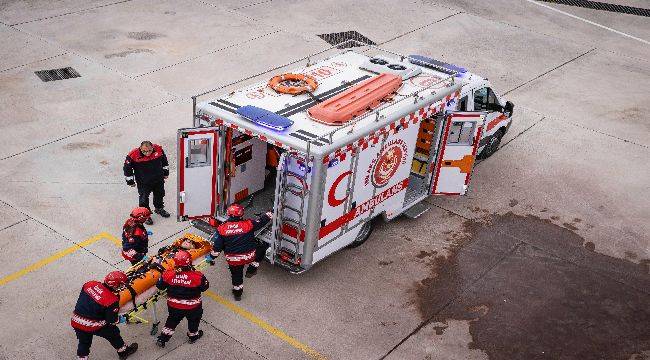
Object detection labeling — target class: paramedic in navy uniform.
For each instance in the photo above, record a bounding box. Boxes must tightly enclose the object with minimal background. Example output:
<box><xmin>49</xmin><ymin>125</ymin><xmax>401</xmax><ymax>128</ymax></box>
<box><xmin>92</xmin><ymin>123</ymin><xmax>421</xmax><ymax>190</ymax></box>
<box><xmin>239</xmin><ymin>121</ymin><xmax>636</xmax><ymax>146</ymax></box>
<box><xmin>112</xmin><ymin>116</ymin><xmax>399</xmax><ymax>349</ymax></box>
<box><xmin>123</xmin><ymin>141</ymin><xmax>170</xmax><ymax>225</ymax></box>
<box><xmin>156</xmin><ymin>250</ymin><xmax>209</xmax><ymax>348</ymax></box>
<box><xmin>205</xmin><ymin>204</ymin><xmax>272</xmax><ymax>301</ymax></box>
<box><xmin>70</xmin><ymin>271</ymin><xmax>138</xmax><ymax>359</ymax></box>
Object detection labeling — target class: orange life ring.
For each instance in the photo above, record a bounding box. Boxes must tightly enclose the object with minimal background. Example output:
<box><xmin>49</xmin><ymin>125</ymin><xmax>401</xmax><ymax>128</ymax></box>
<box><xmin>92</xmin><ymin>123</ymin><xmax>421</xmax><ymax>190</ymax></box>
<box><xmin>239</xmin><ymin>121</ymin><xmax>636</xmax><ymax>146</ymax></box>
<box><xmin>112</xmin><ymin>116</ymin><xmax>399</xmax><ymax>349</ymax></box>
<box><xmin>268</xmin><ymin>73</ymin><xmax>318</xmax><ymax>95</ymax></box>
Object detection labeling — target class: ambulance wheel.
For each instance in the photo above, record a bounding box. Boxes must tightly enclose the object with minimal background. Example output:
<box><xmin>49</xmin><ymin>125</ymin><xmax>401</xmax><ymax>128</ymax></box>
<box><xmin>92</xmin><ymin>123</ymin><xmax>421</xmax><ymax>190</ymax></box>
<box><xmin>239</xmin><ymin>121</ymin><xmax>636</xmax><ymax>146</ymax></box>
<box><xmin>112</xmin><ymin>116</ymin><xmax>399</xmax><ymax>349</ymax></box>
<box><xmin>478</xmin><ymin>129</ymin><xmax>504</xmax><ymax>159</ymax></box>
<box><xmin>348</xmin><ymin>220</ymin><xmax>374</xmax><ymax>248</ymax></box>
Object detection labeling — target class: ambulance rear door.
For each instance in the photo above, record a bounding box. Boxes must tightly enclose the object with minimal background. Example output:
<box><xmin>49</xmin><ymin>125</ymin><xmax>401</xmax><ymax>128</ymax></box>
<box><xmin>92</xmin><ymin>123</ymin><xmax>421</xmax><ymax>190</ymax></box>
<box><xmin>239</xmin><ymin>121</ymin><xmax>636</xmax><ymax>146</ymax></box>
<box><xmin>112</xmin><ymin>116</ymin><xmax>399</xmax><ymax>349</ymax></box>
<box><xmin>177</xmin><ymin>127</ymin><xmax>220</xmax><ymax>221</ymax></box>
<box><xmin>431</xmin><ymin>112</ymin><xmax>486</xmax><ymax>195</ymax></box>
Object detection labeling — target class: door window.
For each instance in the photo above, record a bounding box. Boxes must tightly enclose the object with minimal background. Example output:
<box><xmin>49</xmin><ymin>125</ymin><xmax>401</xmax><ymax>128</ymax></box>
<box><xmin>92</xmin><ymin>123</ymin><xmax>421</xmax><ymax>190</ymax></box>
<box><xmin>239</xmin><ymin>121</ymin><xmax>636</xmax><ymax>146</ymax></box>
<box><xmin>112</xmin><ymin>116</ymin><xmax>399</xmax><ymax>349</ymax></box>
<box><xmin>188</xmin><ymin>138</ymin><xmax>211</xmax><ymax>167</ymax></box>
<box><xmin>474</xmin><ymin>87</ymin><xmax>499</xmax><ymax>111</ymax></box>
<box><xmin>448</xmin><ymin>121</ymin><xmax>476</xmax><ymax>145</ymax></box>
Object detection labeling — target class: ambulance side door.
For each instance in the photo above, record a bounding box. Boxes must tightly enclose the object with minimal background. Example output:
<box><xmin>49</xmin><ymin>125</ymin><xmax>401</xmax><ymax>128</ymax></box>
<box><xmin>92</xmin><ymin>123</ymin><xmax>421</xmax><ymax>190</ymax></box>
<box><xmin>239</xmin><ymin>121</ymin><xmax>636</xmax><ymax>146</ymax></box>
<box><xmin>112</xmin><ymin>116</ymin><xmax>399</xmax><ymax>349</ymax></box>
<box><xmin>177</xmin><ymin>127</ymin><xmax>219</xmax><ymax>221</ymax></box>
<box><xmin>431</xmin><ymin>112</ymin><xmax>486</xmax><ymax>195</ymax></box>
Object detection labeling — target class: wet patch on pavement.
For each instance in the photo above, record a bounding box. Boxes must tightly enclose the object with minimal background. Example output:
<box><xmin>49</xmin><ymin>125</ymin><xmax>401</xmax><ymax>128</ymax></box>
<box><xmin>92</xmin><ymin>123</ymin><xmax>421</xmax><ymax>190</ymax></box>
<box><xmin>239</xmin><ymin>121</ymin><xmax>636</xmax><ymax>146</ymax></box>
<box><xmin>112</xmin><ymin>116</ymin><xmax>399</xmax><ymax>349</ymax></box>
<box><xmin>127</xmin><ymin>31</ymin><xmax>165</xmax><ymax>40</ymax></box>
<box><xmin>411</xmin><ymin>212</ymin><xmax>650</xmax><ymax>360</ymax></box>
<box><xmin>63</xmin><ymin>142</ymin><xmax>103</xmax><ymax>150</ymax></box>
<box><xmin>104</xmin><ymin>48</ymin><xmax>154</xmax><ymax>58</ymax></box>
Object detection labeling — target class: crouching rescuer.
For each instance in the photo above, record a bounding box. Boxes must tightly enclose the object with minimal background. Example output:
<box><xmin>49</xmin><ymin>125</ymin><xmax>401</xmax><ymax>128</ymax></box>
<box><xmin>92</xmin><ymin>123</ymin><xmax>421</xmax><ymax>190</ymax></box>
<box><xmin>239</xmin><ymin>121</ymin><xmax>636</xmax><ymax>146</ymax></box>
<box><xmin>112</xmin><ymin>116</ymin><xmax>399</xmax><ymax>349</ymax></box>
<box><xmin>71</xmin><ymin>271</ymin><xmax>138</xmax><ymax>360</ymax></box>
<box><xmin>121</xmin><ymin>207</ymin><xmax>151</xmax><ymax>265</ymax></box>
<box><xmin>156</xmin><ymin>250</ymin><xmax>209</xmax><ymax>348</ymax></box>
<box><xmin>205</xmin><ymin>204</ymin><xmax>272</xmax><ymax>301</ymax></box>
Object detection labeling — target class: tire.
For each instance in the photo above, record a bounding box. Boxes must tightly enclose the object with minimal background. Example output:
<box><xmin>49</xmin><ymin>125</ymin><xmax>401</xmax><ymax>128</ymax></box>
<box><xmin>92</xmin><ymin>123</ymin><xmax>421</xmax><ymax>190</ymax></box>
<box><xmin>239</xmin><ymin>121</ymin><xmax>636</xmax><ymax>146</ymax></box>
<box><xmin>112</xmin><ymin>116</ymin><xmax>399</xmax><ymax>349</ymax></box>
<box><xmin>478</xmin><ymin>128</ymin><xmax>505</xmax><ymax>159</ymax></box>
<box><xmin>347</xmin><ymin>220</ymin><xmax>374</xmax><ymax>248</ymax></box>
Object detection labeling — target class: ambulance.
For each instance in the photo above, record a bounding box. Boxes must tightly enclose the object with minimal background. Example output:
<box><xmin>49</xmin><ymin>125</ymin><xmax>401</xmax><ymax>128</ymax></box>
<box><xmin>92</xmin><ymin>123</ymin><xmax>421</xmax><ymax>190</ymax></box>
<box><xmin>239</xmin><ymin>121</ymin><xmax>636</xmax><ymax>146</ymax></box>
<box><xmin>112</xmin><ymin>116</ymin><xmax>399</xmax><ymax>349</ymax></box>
<box><xmin>177</xmin><ymin>44</ymin><xmax>514</xmax><ymax>273</ymax></box>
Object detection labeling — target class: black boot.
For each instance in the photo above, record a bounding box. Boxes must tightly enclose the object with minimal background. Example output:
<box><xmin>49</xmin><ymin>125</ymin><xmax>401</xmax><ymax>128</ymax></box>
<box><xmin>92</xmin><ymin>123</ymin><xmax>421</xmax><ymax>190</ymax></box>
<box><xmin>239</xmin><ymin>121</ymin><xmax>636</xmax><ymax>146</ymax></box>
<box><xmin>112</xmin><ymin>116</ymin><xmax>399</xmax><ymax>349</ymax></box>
<box><xmin>155</xmin><ymin>208</ymin><xmax>171</xmax><ymax>218</ymax></box>
<box><xmin>245</xmin><ymin>264</ymin><xmax>258</xmax><ymax>278</ymax></box>
<box><xmin>118</xmin><ymin>343</ymin><xmax>138</xmax><ymax>359</ymax></box>
<box><xmin>232</xmin><ymin>288</ymin><xmax>243</xmax><ymax>301</ymax></box>
<box><xmin>187</xmin><ymin>330</ymin><xmax>204</xmax><ymax>344</ymax></box>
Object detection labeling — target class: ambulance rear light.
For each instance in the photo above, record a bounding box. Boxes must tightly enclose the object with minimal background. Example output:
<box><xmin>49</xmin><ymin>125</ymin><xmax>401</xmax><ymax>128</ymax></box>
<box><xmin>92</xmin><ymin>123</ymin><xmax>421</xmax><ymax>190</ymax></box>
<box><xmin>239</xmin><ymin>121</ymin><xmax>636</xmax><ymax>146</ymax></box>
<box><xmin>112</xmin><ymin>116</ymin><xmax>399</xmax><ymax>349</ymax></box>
<box><xmin>236</xmin><ymin>105</ymin><xmax>294</xmax><ymax>131</ymax></box>
<box><xmin>408</xmin><ymin>55</ymin><xmax>467</xmax><ymax>78</ymax></box>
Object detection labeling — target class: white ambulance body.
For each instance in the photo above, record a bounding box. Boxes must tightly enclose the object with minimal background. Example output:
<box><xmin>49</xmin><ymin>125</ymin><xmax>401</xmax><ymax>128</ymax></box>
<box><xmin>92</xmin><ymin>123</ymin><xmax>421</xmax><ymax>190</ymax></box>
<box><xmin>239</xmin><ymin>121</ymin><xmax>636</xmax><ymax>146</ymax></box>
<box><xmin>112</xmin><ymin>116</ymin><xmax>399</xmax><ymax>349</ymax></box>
<box><xmin>178</xmin><ymin>47</ymin><xmax>513</xmax><ymax>273</ymax></box>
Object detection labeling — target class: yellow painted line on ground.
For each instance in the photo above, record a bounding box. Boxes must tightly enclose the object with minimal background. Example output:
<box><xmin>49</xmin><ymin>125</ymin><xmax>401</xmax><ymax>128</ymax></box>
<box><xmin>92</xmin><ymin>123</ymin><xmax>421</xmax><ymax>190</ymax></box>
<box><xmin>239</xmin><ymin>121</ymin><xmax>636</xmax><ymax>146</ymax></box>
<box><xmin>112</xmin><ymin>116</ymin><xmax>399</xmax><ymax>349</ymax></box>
<box><xmin>101</xmin><ymin>231</ymin><xmax>122</xmax><ymax>247</ymax></box>
<box><xmin>0</xmin><ymin>232</ymin><xmax>115</xmax><ymax>287</ymax></box>
<box><xmin>204</xmin><ymin>290</ymin><xmax>327</xmax><ymax>360</ymax></box>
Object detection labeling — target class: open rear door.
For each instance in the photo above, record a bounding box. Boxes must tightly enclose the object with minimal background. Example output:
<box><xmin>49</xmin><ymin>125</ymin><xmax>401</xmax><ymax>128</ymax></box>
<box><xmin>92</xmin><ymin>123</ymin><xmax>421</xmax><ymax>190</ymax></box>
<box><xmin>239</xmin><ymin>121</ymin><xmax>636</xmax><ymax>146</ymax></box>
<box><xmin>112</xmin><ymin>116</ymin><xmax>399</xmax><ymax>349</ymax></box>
<box><xmin>177</xmin><ymin>127</ymin><xmax>219</xmax><ymax>221</ymax></box>
<box><xmin>431</xmin><ymin>112</ymin><xmax>485</xmax><ymax>195</ymax></box>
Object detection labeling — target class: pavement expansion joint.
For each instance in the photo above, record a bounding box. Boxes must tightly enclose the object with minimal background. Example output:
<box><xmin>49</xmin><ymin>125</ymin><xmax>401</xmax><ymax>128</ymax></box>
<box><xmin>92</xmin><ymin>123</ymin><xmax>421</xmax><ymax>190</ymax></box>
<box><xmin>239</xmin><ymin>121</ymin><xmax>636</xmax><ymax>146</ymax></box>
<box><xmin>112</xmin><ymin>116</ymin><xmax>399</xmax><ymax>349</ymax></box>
<box><xmin>379</xmin><ymin>12</ymin><xmax>463</xmax><ymax>45</ymax></box>
<box><xmin>199</xmin><ymin>318</ymin><xmax>270</xmax><ymax>360</ymax></box>
<box><xmin>134</xmin><ymin>30</ymin><xmax>283</xmax><ymax>78</ymax></box>
<box><xmin>0</xmin><ymin>218</ymin><xmax>29</xmax><ymax>233</ymax></box>
<box><xmin>0</xmin><ymin>98</ymin><xmax>179</xmax><ymax>161</ymax></box>
<box><xmin>8</xmin><ymin>0</ymin><xmax>134</xmax><ymax>26</ymax></box>
<box><xmin>503</xmin><ymin>47</ymin><xmax>597</xmax><ymax>95</ymax></box>
<box><xmin>231</xmin><ymin>0</ymin><xmax>275</xmax><ymax>11</ymax></box>
<box><xmin>0</xmin><ymin>52</ymin><xmax>68</xmax><ymax>73</ymax></box>
<box><xmin>520</xmin><ymin>104</ymin><xmax>650</xmax><ymax>149</ymax></box>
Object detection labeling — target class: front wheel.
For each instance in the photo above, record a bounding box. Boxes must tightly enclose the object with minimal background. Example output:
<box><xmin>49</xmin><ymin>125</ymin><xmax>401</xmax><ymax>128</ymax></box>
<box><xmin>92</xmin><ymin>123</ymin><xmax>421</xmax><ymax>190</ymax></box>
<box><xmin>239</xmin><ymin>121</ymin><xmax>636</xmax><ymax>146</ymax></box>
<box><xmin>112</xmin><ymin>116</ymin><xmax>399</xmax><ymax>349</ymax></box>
<box><xmin>347</xmin><ymin>220</ymin><xmax>374</xmax><ymax>248</ymax></box>
<box><xmin>478</xmin><ymin>129</ymin><xmax>504</xmax><ymax>159</ymax></box>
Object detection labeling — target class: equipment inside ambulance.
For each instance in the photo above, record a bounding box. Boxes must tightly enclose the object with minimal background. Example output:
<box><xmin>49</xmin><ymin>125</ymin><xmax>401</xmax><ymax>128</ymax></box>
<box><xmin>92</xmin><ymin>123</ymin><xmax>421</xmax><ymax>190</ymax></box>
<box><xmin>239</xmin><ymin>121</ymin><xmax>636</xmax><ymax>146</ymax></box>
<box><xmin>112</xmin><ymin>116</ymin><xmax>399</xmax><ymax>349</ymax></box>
<box><xmin>178</xmin><ymin>45</ymin><xmax>513</xmax><ymax>273</ymax></box>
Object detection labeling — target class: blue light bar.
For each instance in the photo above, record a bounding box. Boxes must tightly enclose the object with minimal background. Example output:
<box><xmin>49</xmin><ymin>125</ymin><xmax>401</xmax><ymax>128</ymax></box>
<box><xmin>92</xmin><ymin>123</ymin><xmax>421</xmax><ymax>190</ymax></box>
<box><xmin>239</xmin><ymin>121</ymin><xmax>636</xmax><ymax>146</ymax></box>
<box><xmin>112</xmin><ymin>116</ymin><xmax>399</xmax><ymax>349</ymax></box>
<box><xmin>408</xmin><ymin>55</ymin><xmax>467</xmax><ymax>78</ymax></box>
<box><xmin>236</xmin><ymin>105</ymin><xmax>294</xmax><ymax>131</ymax></box>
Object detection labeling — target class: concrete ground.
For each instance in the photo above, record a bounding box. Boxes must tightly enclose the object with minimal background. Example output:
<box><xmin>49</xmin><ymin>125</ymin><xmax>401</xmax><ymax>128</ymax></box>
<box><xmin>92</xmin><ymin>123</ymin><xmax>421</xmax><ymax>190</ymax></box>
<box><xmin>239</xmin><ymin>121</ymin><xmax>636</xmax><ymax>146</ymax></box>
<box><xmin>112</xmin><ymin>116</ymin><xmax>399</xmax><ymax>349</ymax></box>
<box><xmin>0</xmin><ymin>0</ymin><xmax>648</xmax><ymax>359</ymax></box>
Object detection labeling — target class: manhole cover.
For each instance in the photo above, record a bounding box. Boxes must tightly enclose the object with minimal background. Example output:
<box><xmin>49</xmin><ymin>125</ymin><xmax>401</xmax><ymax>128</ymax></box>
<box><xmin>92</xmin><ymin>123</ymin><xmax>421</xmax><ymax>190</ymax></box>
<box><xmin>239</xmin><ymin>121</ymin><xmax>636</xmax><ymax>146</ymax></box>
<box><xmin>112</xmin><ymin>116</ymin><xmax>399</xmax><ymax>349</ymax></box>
<box><xmin>317</xmin><ymin>31</ymin><xmax>376</xmax><ymax>49</ymax></box>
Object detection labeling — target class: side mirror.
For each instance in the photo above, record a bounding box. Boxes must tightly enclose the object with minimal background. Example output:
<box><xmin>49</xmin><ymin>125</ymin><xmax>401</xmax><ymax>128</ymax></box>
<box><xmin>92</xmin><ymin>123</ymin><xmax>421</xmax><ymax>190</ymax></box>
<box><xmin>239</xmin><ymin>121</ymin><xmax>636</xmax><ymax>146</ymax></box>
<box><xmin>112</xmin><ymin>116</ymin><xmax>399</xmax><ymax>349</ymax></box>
<box><xmin>504</xmin><ymin>101</ymin><xmax>514</xmax><ymax>117</ymax></box>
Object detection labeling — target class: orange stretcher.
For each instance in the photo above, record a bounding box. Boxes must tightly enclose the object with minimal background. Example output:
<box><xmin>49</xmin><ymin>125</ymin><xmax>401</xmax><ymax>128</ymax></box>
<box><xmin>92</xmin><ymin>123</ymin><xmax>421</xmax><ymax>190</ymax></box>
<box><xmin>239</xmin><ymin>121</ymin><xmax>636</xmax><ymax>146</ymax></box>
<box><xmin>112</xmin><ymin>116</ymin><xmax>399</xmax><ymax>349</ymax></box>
<box><xmin>308</xmin><ymin>73</ymin><xmax>402</xmax><ymax>125</ymax></box>
<box><xmin>117</xmin><ymin>233</ymin><xmax>212</xmax><ymax>311</ymax></box>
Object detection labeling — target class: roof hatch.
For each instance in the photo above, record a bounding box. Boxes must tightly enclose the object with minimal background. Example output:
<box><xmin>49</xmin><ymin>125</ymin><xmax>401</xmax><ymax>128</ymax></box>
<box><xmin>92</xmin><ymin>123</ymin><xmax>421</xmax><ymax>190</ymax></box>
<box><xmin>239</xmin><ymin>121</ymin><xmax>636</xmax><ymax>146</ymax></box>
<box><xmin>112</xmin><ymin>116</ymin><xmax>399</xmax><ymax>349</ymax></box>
<box><xmin>359</xmin><ymin>56</ymin><xmax>421</xmax><ymax>80</ymax></box>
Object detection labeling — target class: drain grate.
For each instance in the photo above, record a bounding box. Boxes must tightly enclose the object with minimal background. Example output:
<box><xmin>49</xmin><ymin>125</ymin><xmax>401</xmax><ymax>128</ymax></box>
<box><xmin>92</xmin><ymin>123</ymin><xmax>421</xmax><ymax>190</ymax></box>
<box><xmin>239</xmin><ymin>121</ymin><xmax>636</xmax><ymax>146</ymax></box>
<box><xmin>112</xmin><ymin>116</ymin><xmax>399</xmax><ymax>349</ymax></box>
<box><xmin>538</xmin><ymin>0</ymin><xmax>650</xmax><ymax>17</ymax></box>
<box><xmin>317</xmin><ymin>31</ymin><xmax>376</xmax><ymax>49</ymax></box>
<box><xmin>34</xmin><ymin>67</ymin><xmax>81</xmax><ymax>82</ymax></box>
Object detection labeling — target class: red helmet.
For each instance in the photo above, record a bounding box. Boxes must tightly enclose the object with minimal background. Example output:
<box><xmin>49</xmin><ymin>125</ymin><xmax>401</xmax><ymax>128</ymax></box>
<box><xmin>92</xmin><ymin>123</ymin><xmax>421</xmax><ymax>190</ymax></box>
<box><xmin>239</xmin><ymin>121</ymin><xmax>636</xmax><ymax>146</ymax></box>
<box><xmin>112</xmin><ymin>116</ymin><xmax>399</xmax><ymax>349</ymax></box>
<box><xmin>104</xmin><ymin>271</ymin><xmax>128</xmax><ymax>288</ymax></box>
<box><xmin>174</xmin><ymin>250</ymin><xmax>192</xmax><ymax>267</ymax></box>
<box><xmin>226</xmin><ymin>204</ymin><xmax>244</xmax><ymax>218</ymax></box>
<box><xmin>130</xmin><ymin>207</ymin><xmax>151</xmax><ymax>223</ymax></box>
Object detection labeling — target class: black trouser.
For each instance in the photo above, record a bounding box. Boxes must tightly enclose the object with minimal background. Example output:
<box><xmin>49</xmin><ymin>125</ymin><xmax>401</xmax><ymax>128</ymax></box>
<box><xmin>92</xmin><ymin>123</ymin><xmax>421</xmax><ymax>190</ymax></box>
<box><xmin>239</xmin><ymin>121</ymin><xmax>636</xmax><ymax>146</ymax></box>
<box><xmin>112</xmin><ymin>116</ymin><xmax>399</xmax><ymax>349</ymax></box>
<box><xmin>74</xmin><ymin>325</ymin><xmax>125</xmax><ymax>357</ymax></box>
<box><xmin>229</xmin><ymin>265</ymin><xmax>245</xmax><ymax>287</ymax></box>
<box><xmin>228</xmin><ymin>242</ymin><xmax>270</xmax><ymax>287</ymax></box>
<box><xmin>137</xmin><ymin>180</ymin><xmax>165</xmax><ymax>210</ymax></box>
<box><xmin>158</xmin><ymin>306</ymin><xmax>203</xmax><ymax>342</ymax></box>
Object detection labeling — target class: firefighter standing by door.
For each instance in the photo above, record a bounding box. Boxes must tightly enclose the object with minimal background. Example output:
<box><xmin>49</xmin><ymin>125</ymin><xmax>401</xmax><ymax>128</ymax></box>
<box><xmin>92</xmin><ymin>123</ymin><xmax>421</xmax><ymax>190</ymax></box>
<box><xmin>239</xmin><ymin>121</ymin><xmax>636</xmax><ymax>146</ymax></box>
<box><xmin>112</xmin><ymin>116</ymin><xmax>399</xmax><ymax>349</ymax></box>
<box><xmin>71</xmin><ymin>271</ymin><xmax>138</xmax><ymax>360</ymax></box>
<box><xmin>156</xmin><ymin>250</ymin><xmax>209</xmax><ymax>348</ymax></box>
<box><xmin>204</xmin><ymin>204</ymin><xmax>272</xmax><ymax>301</ymax></box>
<box><xmin>123</xmin><ymin>141</ymin><xmax>171</xmax><ymax>225</ymax></box>
<box><xmin>121</xmin><ymin>207</ymin><xmax>151</xmax><ymax>265</ymax></box>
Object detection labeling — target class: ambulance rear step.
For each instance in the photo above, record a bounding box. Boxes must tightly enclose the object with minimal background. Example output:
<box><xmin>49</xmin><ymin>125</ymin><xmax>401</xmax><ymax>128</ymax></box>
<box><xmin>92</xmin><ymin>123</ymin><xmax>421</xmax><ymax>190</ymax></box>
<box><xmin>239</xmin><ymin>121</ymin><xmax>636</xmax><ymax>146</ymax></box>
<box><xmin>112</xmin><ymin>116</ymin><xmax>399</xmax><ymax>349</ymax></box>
<box><xmin>275</xmin><ymin>248</ymin><xmax>305</xmax><ymax>274</ymax></box>
<box><xmin>402</xmin><ymin>202</ymin><xmax>430</xmax><ymax>219</ymax></box>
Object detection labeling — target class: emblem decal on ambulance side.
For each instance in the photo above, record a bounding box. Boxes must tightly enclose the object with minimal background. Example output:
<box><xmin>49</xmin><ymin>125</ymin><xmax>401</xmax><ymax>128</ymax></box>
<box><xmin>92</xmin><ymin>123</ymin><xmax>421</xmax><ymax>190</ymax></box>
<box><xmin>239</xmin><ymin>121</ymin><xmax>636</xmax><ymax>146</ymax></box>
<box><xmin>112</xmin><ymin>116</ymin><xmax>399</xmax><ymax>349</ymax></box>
<box><xmin>366</xmin><ymin>139</ymin><xmax>407</xmax><ymax>188</ymax></box>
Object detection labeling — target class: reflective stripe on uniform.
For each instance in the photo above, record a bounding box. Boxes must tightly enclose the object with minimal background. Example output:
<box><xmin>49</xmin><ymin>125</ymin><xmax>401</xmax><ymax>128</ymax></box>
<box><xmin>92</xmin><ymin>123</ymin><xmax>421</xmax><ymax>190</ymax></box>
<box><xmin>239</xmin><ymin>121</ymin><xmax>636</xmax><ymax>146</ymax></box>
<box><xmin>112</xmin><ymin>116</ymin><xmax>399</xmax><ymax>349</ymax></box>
<box><xmin>167</xmin><ymin>297</ymin><xmax>202</xmax><ymax>309</ymax></box>
<box><xmin>225</xmin><ymin>250</ymin><xmax>256</xmax><ymax>266</ymax></box>
<box><xmin>71</xmin><ymin>313</ymin><xmax>106</xmax><ymax>331</ymax></box>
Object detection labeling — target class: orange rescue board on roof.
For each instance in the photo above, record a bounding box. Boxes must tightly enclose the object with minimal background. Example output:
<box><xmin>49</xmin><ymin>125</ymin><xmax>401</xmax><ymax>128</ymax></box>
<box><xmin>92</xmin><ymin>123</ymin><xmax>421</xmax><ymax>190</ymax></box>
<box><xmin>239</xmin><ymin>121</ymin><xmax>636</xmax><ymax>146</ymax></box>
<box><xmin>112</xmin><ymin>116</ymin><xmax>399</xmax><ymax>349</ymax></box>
<box><xmin>308</xmin><ymin>73</ymin><xmax>403</xmax><ymax>125</ymax></box>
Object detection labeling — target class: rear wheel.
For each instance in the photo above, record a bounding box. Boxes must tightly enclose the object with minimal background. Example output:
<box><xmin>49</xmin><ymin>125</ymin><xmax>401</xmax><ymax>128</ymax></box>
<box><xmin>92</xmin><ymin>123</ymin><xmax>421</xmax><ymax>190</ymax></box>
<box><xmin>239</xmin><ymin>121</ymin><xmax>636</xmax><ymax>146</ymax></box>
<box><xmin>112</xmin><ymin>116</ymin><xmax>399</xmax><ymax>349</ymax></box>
<box><xmin>478</xmin><ymin>128</ymin><xmax>505</xmax><ymax>159</ymax></box>
<box><xmin>347</xmin><ymin>220</ymin><xmax>374</xmax><ymax>248</ymax></box>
